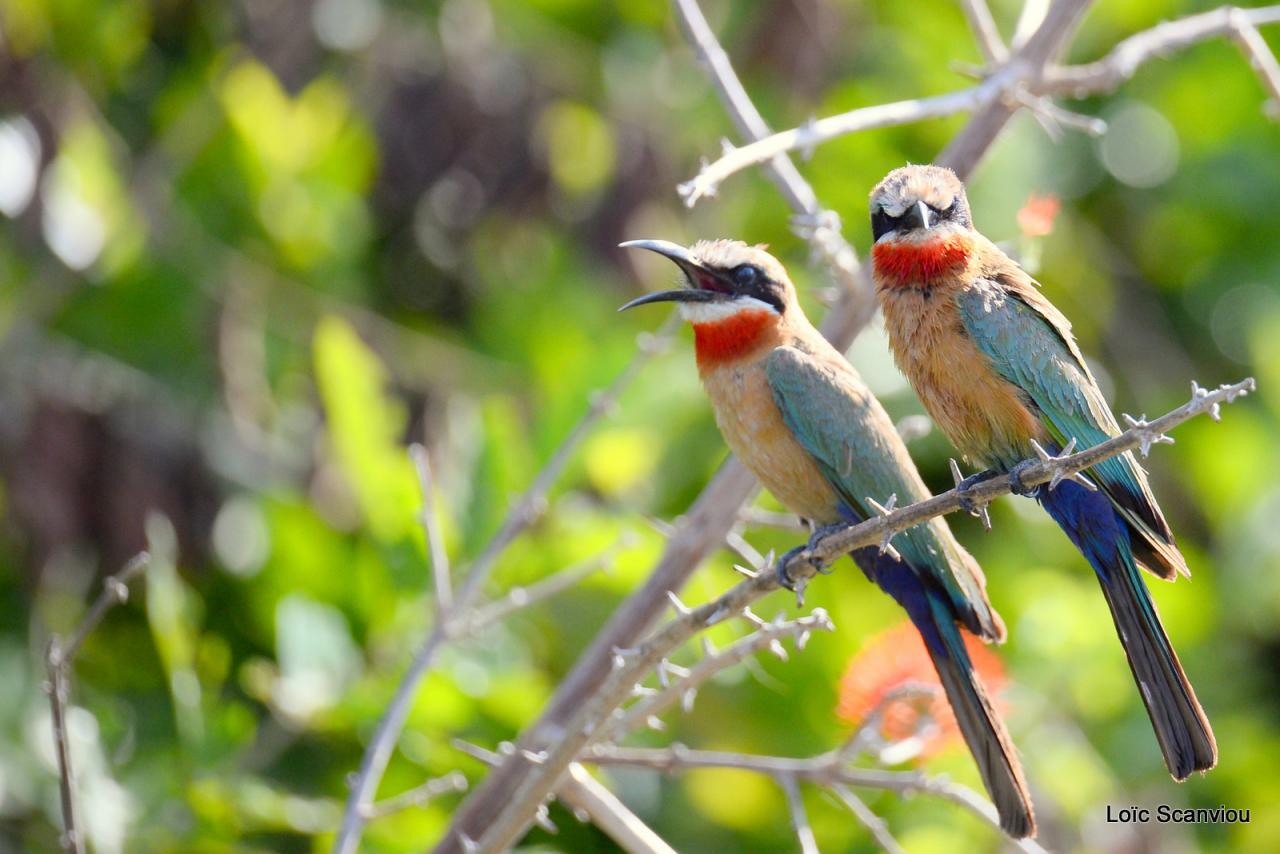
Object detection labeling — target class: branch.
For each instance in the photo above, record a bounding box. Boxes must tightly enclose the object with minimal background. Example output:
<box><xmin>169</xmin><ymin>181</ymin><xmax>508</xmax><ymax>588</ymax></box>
<box><xmin>361</xmin><ymin>772</ymin><xmax>468</xmax><ymax>821</ymax></box>
<box><xmin>464</xmin><ymin>376</ymin><xmax>1251</xmax><ymax>852</ymax></box>
<box><xmin>434</xmin><ymin>2</ymin><xmax>1172</xmax><ymax>847</ymax></box>
<box><xmin>45</xmin><ymin>552</ymin><xmax>151</xmax><ymax>854</ymax></box>
<box><xmin>1041</xmin><ymin>6</ymin><xmax>1280</xmax><ymax>96</ymax></box>
<box><xmin>958</xmin><ymin>0</ymin><xmax>1008</xmax><ymax>65</ymax></box>
<box><xmin>670</xmin><ymin>0</ymin><xmax>873</xmax><ymax>325</ymax></box>
<box><xmin>334</xmin><ymin>325</ymin><xmax>673</xmax><ymax>854</ymax></box>
<box><xmin>411</xmin><ymin>444</ymin><xmax>453</xmax><ymax>616</ymax></box>
<box><xmin>829</xmin><ymin>785</ymin><xmax>908</xmax><ymax>854</ymax></box>
<box><xmin>584</xmin><ymin>743</ymin><xmax>1047</xmax><ymax>854</ymax></box>
<box><xmin>453</xmin><ymin>741</ymin><xmax>676</xmax><ymax>854</ymax></box>
<box><xmin>781</xmin><ymin>775</ymin><xmax>819</xmax><ymax>854</ymax></box>
<box><xmin>686</xmin><ymin>3</ymin><xmax>1280</xmax><ymax>196</ymax></box>
<box><xmin>602</xmin><ymin>610</ymin><xmax>835</xmax><ymax>741</ymax></box>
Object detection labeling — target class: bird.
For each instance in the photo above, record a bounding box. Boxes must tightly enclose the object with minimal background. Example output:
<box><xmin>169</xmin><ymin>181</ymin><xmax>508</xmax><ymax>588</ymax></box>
<box><xmin>867</xmin><ymin>163</ymin><xmax>1216</xmax><ymax>781</ymax></box>
<box><xmin>619</xmin><ymin>238</ymin><xmax>1035</xmax><ymax>838</ymax></box>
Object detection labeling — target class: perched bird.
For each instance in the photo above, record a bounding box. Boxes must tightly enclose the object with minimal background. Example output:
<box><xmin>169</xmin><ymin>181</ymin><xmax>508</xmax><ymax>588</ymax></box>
<box><xmin>620</xmin><ymin>238</ymin><xmax>1035</xmax><ymax>837</ymax></box>
<box><xmin>868</xmin><ymin>164</ymin><xmax>1216</xmax><ymax>780</ymax></box>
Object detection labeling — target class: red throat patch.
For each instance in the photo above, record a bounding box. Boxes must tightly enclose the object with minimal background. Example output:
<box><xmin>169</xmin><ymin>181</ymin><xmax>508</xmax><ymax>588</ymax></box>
<box><xmin>872</xmin><ymin>237</ymin><xmax>972</xmax><ymax>287</ymax></box>
<box><xmin>692</xmin><ymin>310</ymin><xmax>777</xmax><ymax>372</ymax></box>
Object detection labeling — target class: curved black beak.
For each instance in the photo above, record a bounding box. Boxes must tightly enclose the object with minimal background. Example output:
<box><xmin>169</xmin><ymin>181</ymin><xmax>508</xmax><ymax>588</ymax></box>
<box><xmin>900</xmin><ymin>200</ymin><xmax>933</xmax><ymax>232</ymax></box>
<box><xmin>618</xmin><ymin>239</ymin><xmax>731</xmax><ymax>312</ymax></box>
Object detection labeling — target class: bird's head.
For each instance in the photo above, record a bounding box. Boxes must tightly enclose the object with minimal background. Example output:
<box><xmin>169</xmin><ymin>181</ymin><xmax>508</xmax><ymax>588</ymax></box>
<box><xmin>619</xmin><ymin>239</ymin><xmax>796</xmax><ymax>369</ymax></box>
<box><xmin>618</xmin><ymin>239</ymin><xmax>795</xmax><ymax>321</ymax></box>
<box><xmin>868</xmin><ymin>165</ymin><xmax>976</xmax><ymax>287</ymax></box>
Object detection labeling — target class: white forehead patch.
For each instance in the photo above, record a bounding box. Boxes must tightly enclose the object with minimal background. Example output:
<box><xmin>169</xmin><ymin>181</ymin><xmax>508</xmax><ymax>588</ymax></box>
<box><xmin>678</xmin><ymin>296</ymin><xmax>779</xmax><ymax>323</ymax></box>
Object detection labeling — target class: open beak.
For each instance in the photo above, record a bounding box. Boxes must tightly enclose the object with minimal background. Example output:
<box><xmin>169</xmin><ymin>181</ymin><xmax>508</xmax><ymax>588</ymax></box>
<box><xmin>901</xmin><ymin>200</ymin><xmax>933</xmax><ymax>232</ymax></box>
<box><xmin>617</xmin><ymin>239</ymin><xmax>732</xmax><ymax>312</ymax></box>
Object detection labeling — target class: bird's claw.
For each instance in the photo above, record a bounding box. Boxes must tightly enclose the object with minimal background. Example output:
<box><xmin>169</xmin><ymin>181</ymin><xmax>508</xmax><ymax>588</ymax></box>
<box><xmin>1007</xmin><ymin>460</ymin><xmax>1039</xmax><ymax>496</ymax></box>
<box><xmin>951</xmin><ymin>465</ymin><xmax>997</xmax><ymax>528</ymax></box>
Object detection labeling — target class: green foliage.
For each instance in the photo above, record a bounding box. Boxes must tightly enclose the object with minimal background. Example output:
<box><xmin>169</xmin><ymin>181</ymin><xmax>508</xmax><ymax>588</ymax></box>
<box><xmin>1</xmin><ymin>0</ymin><xmax>1278</xmax><ymax>851</ymax></box>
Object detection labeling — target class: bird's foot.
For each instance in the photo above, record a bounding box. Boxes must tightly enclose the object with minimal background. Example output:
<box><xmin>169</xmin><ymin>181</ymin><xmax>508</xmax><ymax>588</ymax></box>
<box><xmin>1007</xmin><ymin>459</ymin><xmax>1040</xmax><ymax>497</ymax></box>
<box><xmin>775</xmin><ymin>530</ymin><xmax>838</xmax><ymax>594</ymax></box>
<box><xmin>955</xmin><ymin>468</ymin><xmax>1000</xmax><ymax>514</ymax></box>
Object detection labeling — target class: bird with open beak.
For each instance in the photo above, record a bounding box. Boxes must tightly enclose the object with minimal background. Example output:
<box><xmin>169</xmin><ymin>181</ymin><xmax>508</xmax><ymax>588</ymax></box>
<box><xmin>869</xmin><ymin>164</ymin><xmax>1216</xmax><ymax>782</ymax></box>
<box><xmin>620</xmin><ymin>238</ymin><xmax>1035</xmax><ymax>838</ymax></box>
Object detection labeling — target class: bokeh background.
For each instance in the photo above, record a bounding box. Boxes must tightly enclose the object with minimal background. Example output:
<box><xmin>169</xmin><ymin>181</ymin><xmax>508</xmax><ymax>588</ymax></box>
<box><xmin>2</xmin><ymin>0</ymin><xmax>1279</xmax><ymax>851</ymax></box>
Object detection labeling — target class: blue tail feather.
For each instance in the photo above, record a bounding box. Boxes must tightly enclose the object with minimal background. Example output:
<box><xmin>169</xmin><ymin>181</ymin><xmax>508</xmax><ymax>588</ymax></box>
<box><xmin>851</xmin><ymin>548</ymin><xmax>1034</xmax><ymax>837</ymax></box>
<box><xmin>1037</xmin><ymin>480</ymin><xmax>1216</xmax><ymax>778</ymax></box>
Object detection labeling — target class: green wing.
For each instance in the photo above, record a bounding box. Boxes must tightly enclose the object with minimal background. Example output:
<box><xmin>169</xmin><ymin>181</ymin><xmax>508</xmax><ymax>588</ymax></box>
<box><xmin>765</xmin><ymin>346</ymin><xmax>1003</xmax><ymax>640</ymax></box>
<box><xmin>955</xmin><ymin>281</ymin><xmax>1185</xmax><ymax>578</ymax></box>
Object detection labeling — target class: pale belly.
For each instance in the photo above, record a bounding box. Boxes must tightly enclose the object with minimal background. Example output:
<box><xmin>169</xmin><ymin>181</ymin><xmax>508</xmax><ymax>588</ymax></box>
<box><xmin>881</xmin><ymin>288</ymin><xmax>1043</xmax><ymax>469</ymax></box>
<box><xmin>701</xmin><ymin>360</ymin><xmax>843</xmax><ymax>524</ymax></box>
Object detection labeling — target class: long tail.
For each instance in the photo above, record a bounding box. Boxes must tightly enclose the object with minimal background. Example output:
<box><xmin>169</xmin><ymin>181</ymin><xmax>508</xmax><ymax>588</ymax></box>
<box><xmin>859</xmin><ymin>549</ymin><xmax>1035</xmax><ymax>838</ymax></box>
<box><xmin>1039</xmin><ymin>480</ymin><xmax>1217</xmax><ymax>779</ymax></box>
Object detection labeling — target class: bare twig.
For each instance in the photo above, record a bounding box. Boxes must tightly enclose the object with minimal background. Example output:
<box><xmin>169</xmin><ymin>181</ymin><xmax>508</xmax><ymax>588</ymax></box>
<box><xmin>585</xmin><ymin>743</ymin><xmax>1047</xmax><ymax>853</ymax></box>
<box><xmin>447</xmin><ymin>548</ymin><xmax>622</xmax><ymax>638</ymax></box>
<box><xmin>958</xmin><ymin>0</ymin><xmax>1008</xmax><ymax>65</ymax></box>
<box><xmin>335</xmin><ymin>325</ymin><xmax>673</xmax><ymax>853</ymax></box>
<box><xmin>464</xmin><ymin>377</ymin><xmax>1251</xmax><ymax>852</ymax></box>
<box><xmin>411</xmin><ymin>444</ymin><xmax>453</xmax><ymax>616</ymax></box>
<box><xmin>361</xmin><ymin>772</ymin><xmax>469</xmax><ymax>820</ymax></box>
<box><xmin>45</xmin><ymin>552</ymin><xmax>151</xmax><ymax>854</ymax></box>
<box><xmin>604</xmin><ymin>610</ymin><xmax>835</xmax><ymax>741</ymax></box>
<box><xmin>830</xmin><ymin>785</ymin><xmax>908</xmax><ymax>854</ymax></box>
<box><xmin>781</xmin><ymin>775</ymin><xmax>820</xmax><ymax>854</ymax></box>
<box><xmin>1041</xmin><ymin>5</ymin><xmax>1280</xmax><ymax>95</ymax></box>
<box><xmin>454</xmin><ymin>741</ymin><xmax>676</xmax><ymax>854</ymax></box>
<box><xmin>433</xmin><ymin>1</ymin><xmax>1163</xmax><ymax>848</ymax></box>
<box><xmin>564</xmin><ymin>764</ymin><xmax>678</xmax><ymax>854</ymax></box>
<box><xmin>670</xmin><ymin>0</ymin><xmax>872</xmax><ymax>322</ymax></box>
<box><xmin>686</xmin><ymin>3</ymin><xmax>1280</xmax><ymax>197</ymax></box>
<box><xmin>738</xmin><ymin>507</ymin><xmax>807</xmax><ymax>531</ymax></box>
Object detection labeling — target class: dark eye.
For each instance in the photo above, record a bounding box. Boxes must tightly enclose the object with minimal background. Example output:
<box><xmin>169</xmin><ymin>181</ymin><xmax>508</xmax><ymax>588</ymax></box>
<box><xmin>732</xmin><ymin>264</ymin><xmax>760</xmax><ymax>288</ymax></box>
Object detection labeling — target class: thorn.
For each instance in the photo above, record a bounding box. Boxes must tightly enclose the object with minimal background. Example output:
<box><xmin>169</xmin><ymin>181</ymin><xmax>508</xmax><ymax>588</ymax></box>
<box><xmin>864</xmin><ymin>493</ymin><xmax>901</xmax><ymax>557</ymax></box>
<box><xmin>701</xmin><ymin>636</ymin><xmax>716</xmax><ymax>657</ymax></box>
<box><xmin>657</xmin><ymin>659</ymin><xmax>671</xmax><ymax>688</ymax></box>
<box><xmin>666</xmin><ymin>590</ymin><xmax>691</xmax><ymax>616</ymax></box>
<box><xmin>949</xmin><ymin>458</ymin><xmax>992</xmax><ymax>530</ymax></box>
<box><xmin>798</xmin><ymin>115</ymin><xmax>821</xmax><ymax>160</ymax></box>
<box><xmin>666</xmin><ymin>662</ymin><xmax>691</xmax><ymax>678</ymax></box>
<box><xmin>1191</xmin><ymin>380</ymin><xmax>1221</xmax><ymax>421</ymax></box>
<box><xmin>681</xmin><ymin>689</ymin><xmax>697</xmax><ymax>713</ymax></box>
<box><xmin>535</xmin><ymin>803</ymin><xmax>558</xmax><ymax>833</ymax></box>
<box><xmin>521</xmin><ymin>749</ymin><xmax>548</xmax><ymax>764</ymax></box>
<box><xmin>796</xmin><ymin>630</ymin><xmax>811</xmax><ymax>650</ymax></box>
<box><xmin>459</xmin><ymin>833</ymin><xmax>479</xmax><ymax>853</ymax></box>
<box><xmin>631</xmin><ymin>683</ymin><xmax>656</xmax><ymax>698</ymax></box>
<box><xmin>498</xmin><ymin>741</ymin><xmax>516</xmax><ymax>756</ymax></box>
<box><xmin>647</xmin><ymin>715</ymin><xmax>666</xmax><ymax>731</ymax></box>
<box><xmin>792</xmin><ymin>574</ymin><xmax>808</xmax><ymax>609</ymax></box>
<box><xmin>733</xmin><ymin>563</ymin><xmax>758</xmax><ymax>579</ymax></box>
<box><xmin>741</xmin><ymin>607</ymin><xmax>766</xmax><ymax>628</ymax></box>
<box><xmin>769</xmin><ymin>639</ymin><xmax>788</xmax><ymax>661</ymax></box>
<box><xmin>1029</xmin><ymin>438</ymin><xmax>1097</xmax><ymax>491</ymax></box>
<box><xmin>719</xmin><ymin>137</ymin><xmax>736</xmax><ymax>156</ymax></box>
<box><xmin>1121</xmin><ymin>412</ymin><xmax>1174</xmax><ymax>457</ymax></box>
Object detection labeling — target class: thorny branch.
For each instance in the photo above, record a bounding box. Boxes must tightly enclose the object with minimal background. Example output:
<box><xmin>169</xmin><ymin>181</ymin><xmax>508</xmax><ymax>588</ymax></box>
<box><xmin>435</xmin><ymin>0</ymin><xmax>1138</xmax><ymax>848</ymax></box>
<box><xmin>453</xmin><ymin>741</ymin><xmax>677</xmax><ymax>854</ymax></box>
<box><xmin>585</xmin><ymin>743</ymin><xmax>1048</xmax><ymax>854</ymax></box>
<box><xmin>334</xmin><ymin>325</ymin><xmax>674</xmax><ymax>853</ymax></box>
<box><xmin>680</xmin><ymin>4</ymin><xmax>1280</xmax><ymax>201</ymax></box>
<box><xmin>45</xmin><ymin>552</ymin><xmax>151</xmax><ymax>854</ymax></box>
<box><xmin>462</xmin><ymin>379</ymin><xmax>1254</xmax><ymax>851</ymax></box>
<box><xmin>602</xmin><ymin>610</ymin><xmax>836</xmax><ymax>741</ymax></box>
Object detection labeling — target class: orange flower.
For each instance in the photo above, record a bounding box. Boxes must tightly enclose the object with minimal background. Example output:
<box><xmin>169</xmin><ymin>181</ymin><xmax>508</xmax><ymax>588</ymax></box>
<box><xmin>1016</xmin><ymin>193</ymin><xmax>1061</xmax><ymax>237</ymax></box>
<box><xmin>836</xmin><ymin>620</ymin><xmax>1009</xmax><ymax>759</ymax></box>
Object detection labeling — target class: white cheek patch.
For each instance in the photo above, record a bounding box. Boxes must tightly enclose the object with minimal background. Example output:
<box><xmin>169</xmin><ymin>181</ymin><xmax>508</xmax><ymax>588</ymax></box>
<box><xmin>875</xmin><ymin>221</ymin><xmax>967</xmax><ymax>245</ymax></box>
<box><xmin>678</xmin><ymin>296</ymin><xmax>779</xmax><ymax>323</ymax></box>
